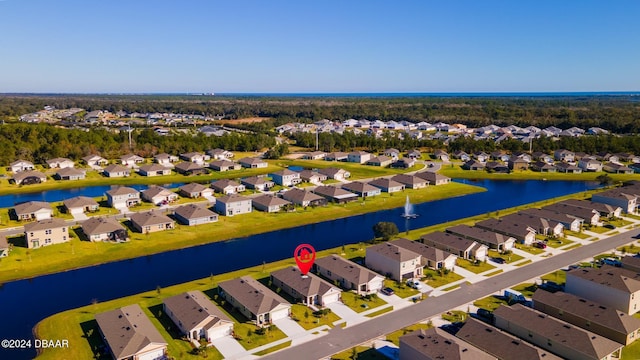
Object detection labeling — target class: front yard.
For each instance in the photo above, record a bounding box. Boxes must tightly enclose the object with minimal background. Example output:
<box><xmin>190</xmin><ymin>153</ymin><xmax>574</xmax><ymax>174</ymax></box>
<box><xmin>487</xmin><ymin>249</ymin><xmax>523</xmax><ymax>263</ymax></box>
<box><xmin>341</xmin><ymin>291</ymin><xmax>387</xmax><ymax>313</ymax></box>
<box><xmin>455</xmin><ymin>258</ymin><xmax>496</xmax><ymax>274</ymax></box>
<box><xmin>383</xmin><ymin>279</ymin><xmax>419</xmax><ymax>299</ymax></box>
<box><xmin>422</xmin><ymin>268</ymin><xmax>463</xmax><ymax>288</ymax></box>
<box><xmin>290</xmin><ymin>304</ymin><xmax>340</xmax><ymax>330</ymax></box>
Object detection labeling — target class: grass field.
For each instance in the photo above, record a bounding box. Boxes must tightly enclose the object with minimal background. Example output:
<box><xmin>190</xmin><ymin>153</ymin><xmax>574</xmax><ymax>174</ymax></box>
<box><xmin>341</xmin><ymin>292</ymin><xmax>387</xmax><ymax>313</ymax></box>
<box><xmin>439</xmin><ymin>164</ymin><xmax>640</xmax><ymax>182</ymax></box>
<box><xmin>455</xmin><ymin>258</ymin><xmax>496</xmax><ymax>274</ymax></box>
<box><xmin>422</xmin><ymin>269</ymin><xmax>463</xmax><ymax>288</ymax></box>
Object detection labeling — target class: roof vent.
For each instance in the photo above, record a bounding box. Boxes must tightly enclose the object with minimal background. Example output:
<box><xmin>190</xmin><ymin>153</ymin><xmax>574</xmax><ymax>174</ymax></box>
<box><xmin>591</xmin><ymin>336</ymin><xmax>597</xmax><ymax>339</ymax></box>
<box><xmin>444</xmin><ymin>340</ymin><xmax>452</xmax><ymax>345</ymax></box>
<box><xmin>511</xmin><ymin>340</ymin><xmax>519</xmax><ymax>345</ymax></box>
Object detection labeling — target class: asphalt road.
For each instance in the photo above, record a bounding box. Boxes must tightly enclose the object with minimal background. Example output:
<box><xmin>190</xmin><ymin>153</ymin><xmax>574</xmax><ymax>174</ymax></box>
<box><xmin>263</xmin><ymin>227</ymin><xmax>640</xmax><ymax>360</ymax></box>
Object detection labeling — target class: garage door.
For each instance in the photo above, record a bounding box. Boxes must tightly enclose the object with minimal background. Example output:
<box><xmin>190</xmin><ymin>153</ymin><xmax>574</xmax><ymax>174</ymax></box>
<box><xmin>270</xmin><ymin>307</ymin><xmax>290</xmax><ymax>321</ymax></box>
<box><xmin>208</xmin><ymin>323</ymin><xmax>233</xmax><ymax>340</ymax></box>
<box><xmin>321</xmin><ymin>293</ymin><xmax>340</xmax><ymax>306</ymax></box>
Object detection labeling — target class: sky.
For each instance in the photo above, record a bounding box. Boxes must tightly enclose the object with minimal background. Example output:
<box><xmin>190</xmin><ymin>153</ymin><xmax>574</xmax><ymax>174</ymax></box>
<box><xmin>0</xmin><ymin>0</ymin><xmax>639</xmax><ymax>93</ymax></box>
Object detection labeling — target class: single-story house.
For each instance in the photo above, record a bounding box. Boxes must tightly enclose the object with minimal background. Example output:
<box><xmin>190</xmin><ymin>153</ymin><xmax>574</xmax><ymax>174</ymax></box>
<box><xmin>462</xmin><ymin>160</ymin><xmax>486</xmax><ymax>171</ymax></box>
<box><xmin>298</xmin><ymin>170</ymin><xmax>327</xmax><ymax>183</ymax></box>
<box><xmin>252</xmin><ymin>194</ymin><xmax>291</xmax><ymax>213</ymax></box>
<box><xmin>46</xmin><ymin>157</ymin><xmax>74</xmax><ymax>169</ymax></box>
<box><xmin>302</xmin><ymin>151</ymin><xmax>327</xmax><ymax>160</ymax></box>
<box><xmin>578</xmin><ymin>158</ymin><xmax>603</xmax><ymax>172</ymax></box>
<box><xmin>174</xmin><ymin>162</ymin><xmax>208</xmax><ymax>175</ymax></box>
<box><xmin>421</xmin><ymin>231</ymin><xmax>488</xmax><ymax>262</ymax></box>
<box><xmin>391</xmin><ymin>174</ymin><xmax>428</xmax><ymax>189</ymax></box>
<box><xmin>342</xmin><ymin>181</ymin><xmax>381</xmax><ymax>197</ymax></box>
<box><xmin>179</xmin><ymin>152</ymin><xmax>209</xmax><ymax>164</ymax></box>
<box><xmin>11</xmin><ymin>170</ymin><xmax>47</xmax><ymax>185</ymax></box>
<box><xmin>366</xmin><ymin>242</ymin><xmax>422</xmax><ymax>281</ymax></box>
<box><xmin>14</xmin><ymin>201</ymin><xmax>53</xmax><ymax>221</ymax></box>
<box><xmin>153</xmin><ymin>153</ymin><xmax>179</xmax><ymax>166</ymax></box>
<box><xmin>55</xmin><ymin>167</ymin><xmax>86</xmax><ymax>180</ymax></box>
<box><xmin>399</xmin><ymin>328</ymin><xmax>493</xmax><ymax>360</ymax></box>
<box><xmin>271</xmin><ymin>169</ymin><xmax>302</xmax><ymax>186</ymax></box>
<box><xmin>531</xmin><ymin>161</ymin><xmax>557</xmax><ymax>173</ymax></box>
<box><xmin>163</xmin><ymin>291</ymin><xmax>233</xmax><ymax>344</ymax></box>
<box><xmin>324</xmin><ymin>152</ymin><xmax>348</xmax><ymax>161</ymax></box>
<box><xmin>415</xmin><ymin>171</ymin><xmax>451</xmax><ymax>185</ymax></box>
<box><xmin>391</xmin><ymin>238</ymin><xmax>456</xmax><ymax>271</ymax></box>
<box><xmin>241</xmin><ymin>176</ymin><xmax>275</xmax><ymax>191</ymax></box>
<box><xmin>271</xmin><ymin>266</ymin><xmax>342</xmax><ymax>307</ymax></box>
<box><xmin>485</xmin><ymin>161</ymin><xmax>510</xmax><ymax>173</ymax></box>
<box><xmin>120</xmin><ymin>153</ymin><xmax>145</xmax><ymax>167</ymax></box>
<box><xmin>81</xmin><ymin>217</ymin><xmax>128</xmax><ymax>242</ymax></box>
<box><xmin>368</xmin><ymin>178</ymin><xmax>405</xmax><ymax>193</ymax></box>
<box><xmin>406</xmin><ymin>149</ymin><xmax>421</xmax><ymax>159</ymax></box>
<box><xmin>9</xmin><ymin>159</ymin><xmax>34</xmax><ymax>173</ymax></box>
<box><xmin>207</xmin><ymin>148</ymin><xmax>234</xmax><ymax>160</ymax></box>
<box><xmin>173</xmin><ymin>204</ymin><xmax>218</xmax><ymax>226</ymax></box>
<box><xmin>211</xmin><ymin>179</ymin><xmax>245</xmax><ymax>194</ymax></box>
<box><xmin>604</xmin><ymin>162</ymin><xmax>634</xmax><ymax>174</ymax></box>
<box><xmin>238</xmin><ymin>157</ymin><xmax>268</xmax><ymax>169</ymax></box>
<box><xmin>383</xmin><ymin>148</ymin><xmax>401</xmax><ymax>160</ymax></box>
<box><xmin>282</xmin><ymin>188</ymin><xmax>327</xmax><ymax>207</ymax></box>
<box><xmin>367</xmin><ymin>156</ymin><xmax>393</xmax><ymax>167</ymax></box>
<box><xmin>106</xmin><ymin>187</ymin><xmax>141</xmax><ymax>209</ymax></box>
<box><xmin>138</xmin><ymin>164</ymin><xmax>171</xmax><ymax>177</ymax></box>
<box><xmin>95</xmin><ymin>304</ymin><xmax>167</xmax><ymax>360</ymax></box>
<box><xmin>554</xmin><ymin>149</ymin><xmax>576</xmax><ymax>162</ymax></box>
<box><xmin>63</xmin><ymin>196</ymin><xmax>99</xmax><ymax>215</ymax></box>
<box><xmin>475</xmin><ymin>217</ymin><xmax>537</xmax><ymax>245</ymax></box>
<box><xmin>520</xmin><ymin>208</ymin><xmax>582</xmax><ymax>232</ymax></box>
<box><xmin>214</xmin><ymin>194</ymin><xmax>252</xmax><ymax>216</ymax></box>
<box><xmin>82</xmin><ymin>154</ymin><xmax>108</xmax><ymax>167</ymax></box>
<box><xmin>433</xmin><ymin>150</ymin><xmax>449</xmax><ymax>162</ymax></box>
<box><xmin>561</xmin><ymin>199</ymin><xmax>622</xmax><ymax>218</ymax></box>
<box><xmin>130</xmin><ymin>211</ymin><xmax>175</xmax><ymax>233</ymax></box>
<box><xmin>218</xmin><ymin>276</ymin><xmax>291</xmax><ymax>328</ymax></box>
<box><xmin>177</xmin><ymin>183</ymin><xmax>214</xmax><ymax>199</ymax></box>
<box><xmin>24</xmin><ymin>218</ymin><xmax>69</xmax><ymax>249</ymax></box>
<box><xmin>555</xmin><ymin>162</ymin><xmax>582</xmax><ymax>173</ymax></box>
<box><xmin>141</xmin><ymin>186</ymin><xmax>178</xmax><ymax>205</ymax></box>
<box><xmin>317</xmin><ymin>167</ymin><xmax>350</xmax><ymax>180</ymax></box>
<box><xmin>103</xmin><ymin>164</ymin><xmax>131</xmax><ymax>178</ymax></box>
<box><xmin>446</xmin><ymin>225</ymin><xmax>515</xmax><ymax>252</ymax></box>
<box><xmin>542</xmin><ymin>202</ymin><xmax>600</xmax><ymax>226</ymax></box>
<box><xmin>347</xmin><ymin>151</ymin><xmax>372</xmax><ymax>164</ymax></box>
<box><xmin>314</xmin><ymin>255</ymin><xmax>384</xmax><ymax>295</ymax></box>
<box><xmin>209</xmin><ymin>160</ymin><xmax>241</xmax><ymax>172</ymax></box>
<box><xmin>312</xmin><ymin>186</ymin><xmax>358</xmax><ymax>204</ymax></box>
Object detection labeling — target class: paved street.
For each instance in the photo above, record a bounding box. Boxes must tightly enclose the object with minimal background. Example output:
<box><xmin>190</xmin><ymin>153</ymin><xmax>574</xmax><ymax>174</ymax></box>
<box><xmin>262</xmin><ymin>226</ymin><xmax>640</xmax><ymax>360</ymax></box>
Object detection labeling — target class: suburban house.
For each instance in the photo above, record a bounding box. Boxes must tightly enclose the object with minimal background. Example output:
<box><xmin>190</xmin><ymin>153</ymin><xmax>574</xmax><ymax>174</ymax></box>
<box><xmin>532</xmin><ymin>151</ymin><xmax>553</xmax><ymax>163</ymax></box>
<box><xmin>312</xmin><ymin>186</ymin><xmax>358</xmax><ymax>203</ymax></box>
<box><xmin>406</xmin><ymin>149</ymin><xmax>421</xmax><ymax>159</ymax></box>
<box><xmin>238</xmin><ymin>157</ymin><xmax>268</xmax><ymax>169</ymax></box>
<box><xmin>368</xmin><ymin>178</ymin><xmax>405</xmax><ymax>193</ymax></box>
<box><xmin>82</xmin><ymin>154</ymin><xmax>108</xmax><ymax>167</ymax></box>
<box><xmin>271</xmin><ymin>169</ymin><xmax>302</xmax><ymax>186</ymax></box>
<box><xmin>163</xmin><ymin>291</ymin><xmax>233</xmax><ymax>344</ymax></box>
<box><xmin>24</xmin><ymin>218</ymin><xmax>69</xmax><ymax>249</ymax></box>
<box><xmin>453</xmin><ymin>150</ymin><xmax>471</xmax><ymax>161</ymax></box>
<box><xmin>560</xmin><ymin>199</ymin><xmax>622</xmax><ymax>218</ymax></box>
<box><xmin>251</xmin><ymin>194</ymin><xmax>291</xmax><ymax>213</ymax></box>
<box><xmin>433</xmin><ymin>150</ymin><xmax>449</xmax><ymax>162</ymax></box>
<box><xmin>63</xmin><ymin>196</ymin><xmax>99</xmax><ymax>215</ymax></box>
<box><xmin>493</xmin><ymin>304</ymin><xmax>623</xmax><ymax>360</ymax></box>
<box><xmin>46</xmin><ymin>157</ymin><xmax>74</xmax><ymax>168</ymax></box>
<box><xmin>153</xmin><ymin>153</ymin><xmax>179</xmax><ymax>166</ymax></box>
<box><xmin>179</xmin><ymin>151</ymin><xmax>209</xmax><ymax>164</ymax></box>
<box><xmin>282</xmin><ymin>188</ymin><xmax>327</xmax><ymax>207</ymax></box>
<box><xmin>391</xmin><ymin>158</ymin><xmax>416</xmax><ymax>169</ymax></box>
<box><xmin>241</xmin><ymin>176</ymin><xmax>275</xmax><ymax>191</ymax></box>
<box><xmin>578</xmin><ymin>158</ymin><xmax>603</xmax><ymax>172</ymax></box>
<box><xmin>347</xmin><ymin>151</ymin><xmax>372</xmax><ymax>164</ymax></box>
<box><xmin>302</xmin><ymin>151</ymin><xmax>327</xmax><ymax>160</ymax></box>
<box><xmin>392</xmin><ymin>238</ymin><xmax>456</xmax><ymax>270</ymax></box>
<box><xmin>508</xmin><ymin>157</ymin><xmax>529</xmax><ymax>171</ymax></box>
<box><xmin>102</xmin><ymin>164</ymin><xmax>131</xmax><ymax>178</ymax></box>
<box><xmin>81</xmin><ymin>217</ymin><xmax>128</xmax><ymax>242</ymax></box>
<box><xmin>211</xmin><ymin>179</ymin><xmax>245</xmax><ymax>194</ymax></box>
<box><xmin>542</xmin><ymin>202</ymin><xmax>600</xmax><ymax>225</ymax></box>
<box><xmin>177</xmin><ymin>183</ymin><xmax>214</xmax><ymax>199</ymax></box>
<box><xmin>207</xmin><ymin>148</ymin><xmax>234</xmax><ymax>160</ymax></box>
<box><xmin>415</xmin><ymin>171</ymin><xmax>452</xmax><ymax>185</ymax></box>
<box><xmin>174</xmin><ymin>162</ymin><xmax>208</xmax><ymax>175</ymax></box>
<box><xmin>9</xmin><ymin>159</ymin><xmax>34</xmax><ymax>172</ymax></box>
<box><xmin>214</xmin><ymin>194</ymin><xmax>252</xmax><ymax>216</ymax></box>
<box><xmin>456</xmin><ymin>318</ymin><xmax>562</xmax><ymax>360</ymax></box>
<box><xmin>298</xmin><ymin>170</ymin><xmax>327</xmax><ymax>183</ymax></box>
<box><xmin>317</xmin><ymin>167</ymin><xmax>350</xmax><ymax>180</ymax></box>
<box><xmin>173</xmin><ymin>204</ymin><xmax>218</xmax><ymax>226</ymax></box>
<box><xmin>462</xmin><ymin>160</ymin><xmax>485</xmax><ymax>171</ymax></box>
<box><xmin>366</xmin><ymin>242</ymin><xmax>422</xmax><ymax>281</ymax></box>
<box><xmin>218</xmin><ymin>276</ymin><xmax>291</xmax><ymax>328</ymax></box>
<box><xmin>446</xmin><ymin>224</ymin><xmax>515</xmax><ymax>251</ymax></box>
<box><xmin>565</xmin><ymin>265</ymin><xmax>640</xmax><ymax>314</ymax></box>
<box><xmin>530</xmin><ymin>161</ymin><xmax>557</xmax><ymax>172</ymax></box>
<box><xmin>367</xmin><ymin>155</ymin><xmax>393</xmax><ymax>167</ymax></box>
<box><xmin>130</xmin><ymin>211</ymin><xmax>175</xmax><ymax>233</ymax></box>
<box><xmin>555</xmin><ymin>162</ymin><xmax>583</xmax><ymax>173</ymax></box>
<box><xmin>325</xmin><ymin>152</ymin><xmax>348</xmax><ymax>161</ymax></box>
<box><xmin>11</xmin><ymin>170</ymin><xmax>47</xmax><ymax>185</ymax></box>
<box><xmin>533</xmin><ymin>289</ymin><xmax>640</xmax><ymax>345</ymax></box>
<box><xmin>209</xmin><ymin>160</ymin><xmax>241</xmax><ymax>172</ymax></box>
<box><xmin>138</xmin><ymin>164</ymin><xmax>171</xmax><ymax>177</ymax></box>
<box><xmin>604</xmin><ymin>162</ymin><xmax>634</xmax><ymax>174</ymax></box>
<box><xmin>554</xmin><ymin>149</ymin><xmax>576</xmax><ymax>162</ymax></box>
<box><xmin>475</xmin><ymin>217</ymin><xmax>536</xmax><ymax>245</ymax></box>
<box><xmin>500</xmin><ymin>212</ymin><xmax>564</xmax><ymax>238</ymax></box>
<box><xmin>592</xmin><ymin>189</ymin><xmax>638</xmax><ymax>213</ymax></box>
<box><xmin>342</xmin><ymin>181</ymin><xmax>381</xmax><ymax>198</ymax></box>
<box><xmin>120</xmin><ymin>153</ymin><xmax>145</xmax><ymax>167</ymax></box>
<box><xmin>14</xmin><ymin>201</ymin><xmax>53</xmax><ymax>221</ymax></box>
<box><xmin>520</xmin><ymin>208</ymin><xmax>582</xmax><ymax>232</ymax></box>
<box><xmin>399</xmin><ymin>328</ymin><xmax>494</xmax><ymax>360</ymax></box>
<box><xmin>391</xmin><ymin>174</ymin><xmax>428</xmax><ymax>189</ymax></box>
<box><xmin>106</xmin><ymin>187</ymin><xmax>140</xmax><ymax>209</ymax></box>
<box><xmin>420</xmin><ymin>232</ymin><xmax>488</xmax><ymax>261</ymax></box>
<box><xmin>0</xmin><ymin>235</ymin><xmax>9</xmax><ymax>258</ymax></box>
<box><xmin>141</xmin><ymin>186</ymin><xmax>178</xmax><ymax>205</ymax></box>
<box><xmin>313</xmin><ymin>255</ymin><xmax>384</xmax><ymax>295</ymax></box>
<box><xmin>55</xmin><ymin>167</ymin><xmax>86</xmax><ymax>180</ymax></box>
<box><xmin>271</xmin><ymin>266</ymin><xmax>342</xmax><ymax>307</ymax></box>
<box><xmin>95</xmin><ymin>304</ymin><xmax>167</xmax><ymax>360</ymax></box>
<box><xmin>485</xmin><ymin>161</ymin><xmax>510</xmax><ymax>173</ymax></box>
<box><xmin>384</xmin><ymin>148</ymin><xmax>401</xmax><ymax>160</ymax></box>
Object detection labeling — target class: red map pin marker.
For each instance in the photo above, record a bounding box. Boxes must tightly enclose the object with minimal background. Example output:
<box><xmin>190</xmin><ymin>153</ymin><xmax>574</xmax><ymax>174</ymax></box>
<box><xmin>294</xmin><ymin>244</ymin><xmax>316</xmax><ymax>276</ymax></box>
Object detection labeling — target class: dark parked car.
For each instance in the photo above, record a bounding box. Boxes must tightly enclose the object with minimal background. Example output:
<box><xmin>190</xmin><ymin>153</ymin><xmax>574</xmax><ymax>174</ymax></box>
<box><xmin>534</xmin><ymin>241</ymin><xmax>547</xmax><ymax>249</ymax></box>
<box><xmin>477</xmin><ymin>308</ymin><xmax>494</xmax><ymax>321</ymax></box>
<box><xmin>491</xmin><ymin>257</ymin><xmax>506</xmax><ymax>264</ymax></box>
<box><xmin>539</xmin><ymin>281</ymin><xmax>564</xmax><ymax>292</ymax></box>
<box><xmin>603</xmin><ymin>224</ymin><xmax>617</xmax><ymax>229</ymax></box>
<box><xmin>380</xmin><ymin>287</ymin><xmax>395</xmax><ymax>296</ymax></box>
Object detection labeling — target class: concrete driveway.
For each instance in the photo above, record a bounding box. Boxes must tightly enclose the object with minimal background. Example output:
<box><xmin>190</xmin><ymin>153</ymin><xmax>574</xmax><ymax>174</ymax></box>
<box><xmin>210</xmin><ymin>335</ymin><xmax>246</xmax><ymax>359</ymax></box>
<box><xmin>326</xmin><ymin>301</ymin><xmax>366</xmax><ymax>327</ymax></box>
<box><xmin>272</xmin><ymin>317</ymin><xmax>307</xmax><ymax>338</ymax></box>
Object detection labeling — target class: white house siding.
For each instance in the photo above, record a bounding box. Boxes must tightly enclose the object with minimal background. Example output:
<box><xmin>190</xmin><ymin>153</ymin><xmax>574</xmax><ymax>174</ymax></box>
<box><xmin>592</xmin><ymin>194</ymin><xmax>637</xmax><ymax>214</ymax></box>
<box><xmin>215</xmin><ymin>200</ymin><xmax>252</xmax><ymax>216</ymax></box>
<box><xmin>33</xmin><ymin>209</ymin><xmax>52</xmax><ymax>221</ymax></box>
<box><xmin>566</xmin><ymin>273</ymin><xmax>640</xmax><ymax>314</ymax></box>
<box><xmin>137</xmin><ymin>347</ymin><xmax>166</xmax><ymax>360</ymax></box>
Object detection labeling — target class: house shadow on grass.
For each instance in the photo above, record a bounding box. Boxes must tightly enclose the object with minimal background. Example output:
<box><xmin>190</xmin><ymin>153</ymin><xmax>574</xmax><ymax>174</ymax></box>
<box><xmin>8</xmin><ymin>235</ymin><xmax>27</xmax><ymax>248</ymax></box>
<box><xmin>72</xmin><ymin>227</ymin><xmax>90</xmax><ymax>242</ymax></box>
<box><xmin>147</xmin><ymin>304</ymin><xmax>185</xmax><ymax>341</ymax></box>
<box><xmin>79</xmin><ymin>319</ymin><xmax>108</xmax><ymax>359</ymax></box>
<box><xmin>203</xmin><ymin>287</ymin><xmax>252</xmax><ymax>324</ymax></box>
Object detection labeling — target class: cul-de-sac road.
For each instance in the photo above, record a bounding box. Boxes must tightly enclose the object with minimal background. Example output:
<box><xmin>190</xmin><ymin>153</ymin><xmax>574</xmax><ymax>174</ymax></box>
<box><xmin>263</xmin><ymin>227</ymin><xmax>640</xmax><ymax>360</ymax></box>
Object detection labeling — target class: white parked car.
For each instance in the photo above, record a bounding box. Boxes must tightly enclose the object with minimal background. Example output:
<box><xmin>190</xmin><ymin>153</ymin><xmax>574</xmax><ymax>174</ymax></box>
<box><xmin>407</xmin><ymin>279</ymin><xmax>423</xmax><ymax>290</ymax></box>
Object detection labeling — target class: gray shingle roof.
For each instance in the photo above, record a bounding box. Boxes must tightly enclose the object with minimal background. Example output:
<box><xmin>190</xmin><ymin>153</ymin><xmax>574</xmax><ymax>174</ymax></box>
<box><xmin>14</xmin><ymin>201</ymin><xmax>52</xmax><ymax>215</ymax></box>
<box><xmin>567</xmin><ymin>265</ymin><xmax>640</xmax><ymax>294</ymax></box>
<box><xmin>314</xmin><ymin>255</ymin><xmax>382</xmax><ymax>286</ymax></box>
<box><xmin>251</xmin><ymin>194</ymin><xmax>290</xmax><ymax>208</ymax></box>
<box><xmin>218</xmin><ymin>276</ymin><xmax>289</xmax><ymax>316</ymax></box>
<box><xmin>174</xmin><ymin>204</ymin><xmax>217</xmax><ymax>220</ymax></box>
<box><xmin>23</xmin><ymin>218</ymin><xmax>67</xmax><ymax>232</ymax></box>
<box><xmin>163</xmin><ymin>290</ymin><xmax>231</xmax><ymax>331</ymax></box>
<box><xmin>130</xmin><ymin>211</ymin><xmax>174</xmax><ymax>227</ymax></box>
<box><xmin>271</xmin><ymin>266</ymin><xmax>340</xmax><ymax>299</ymax></box>
<box><xmin>81</xmin><ymin>217</ymin><xmax>125</xmax><ymax>236</ymax></box>
<box><xmin>399</xmin><ymin>328</ymin><xmax>493</xmax><ymax>360</ymax></box>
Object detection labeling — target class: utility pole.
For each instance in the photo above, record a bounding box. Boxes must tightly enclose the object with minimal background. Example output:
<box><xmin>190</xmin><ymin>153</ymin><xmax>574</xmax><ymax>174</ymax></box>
<box><xmin>315</xmin><ymin>128</ymin><xmax>319</xmax><ymax>151</ymax></box>
<box><xmin>128</xmin><ymin>123</ymin><xmax>132</xmax><ymax>150</ymax></box>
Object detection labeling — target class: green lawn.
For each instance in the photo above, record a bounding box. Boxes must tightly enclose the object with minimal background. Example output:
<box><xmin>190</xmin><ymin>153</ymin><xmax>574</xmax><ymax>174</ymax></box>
<box><xmin>365</xmin><ymin>306</ymin><xmax>394</xmax><ymax>318</ymax></box>
<box><xmin>484</xmin><ymin>269</ymin><xmax>504</xmax><ymax>276</ymax></box>
<box><xmin>588</xmin><ymin>226</ymin><xmax>611</xmax><ymax>234</ymax></box>
<box><xmin>254</xmin><ymin>341</ymin><xmax>293</xmax><ymax>356</ymax></box>
<box><xmin>455</xmin><ymin>258</ymin><xmax>496</xmax><ymax>274</ymax></box>
<box><xmin>439</xmin><ymin>165</ymin><xmax>640</xmax><ymax>182</ymax></box>
<box><xmin>515</xmin><ymin>259</ymin><xmax>533</xmax><ymax>266</ymax></box>
<box><xmin>542</xmin><ymin>270</ymin><xmax>567</xmax><ymax>285</ymax></box>
<box><xmin>383</xmin><ymin>279</ymin><xmax>419</xmax><ymax>298</ymax></box>
<box><xmin>330</xmin><ymin>346</ymin><xmax>384</xmax><ymax>360</ymax></box>
<box><xmin>385</xmin><ymin>323</ymin><xmax>432</xmax><ymax>345</ymax></box>
<box><xmin>341</xmin><ymin>292</ymin><xmax>387</xmax><ymax>313</ymax></box>
<box><xmin>422</xmin><ymin>268</ymin><xmax>463</xmax><ymax>288</ymax></box>
<box><xmin>289</xmin><ymin>304</ymin><xmax>340</xmax><ymax>330</ymax></box>
<box><xmin>511</xmin><ymin>282</ymin><xmax>537</xmax><ymax>298</ymax></box>
<box><xmin>545</xmin><ymin>237</ymin><xmax>575</xmax><ymax>249</ymax></box>
<box><xmin>474</xmin><ymin>295</ymin><xmax>508</xmax><ymax>311</ymax></box>
<box><xmin>515</xmin><ymin>243</ymin><xmax>545</xmax><ymax>255</ymax></box>
<box><xmin>564</xmin><ymin>230</ymin><xmax>590</xmax><ymax>239</ymax></box>
<box><xmin>487</xmin><ymin>249</ymin><xmax>523</xmax><ymax>263</ymax></box>
<box><xmin>618</xmin><ymin>243</ymin><xmax>640</xmax><ymax>255</ymax></box>
<box><xmin>441</xmin><ymin>310</ymin><xmax>467</xmax><ymax>323</ymax></box>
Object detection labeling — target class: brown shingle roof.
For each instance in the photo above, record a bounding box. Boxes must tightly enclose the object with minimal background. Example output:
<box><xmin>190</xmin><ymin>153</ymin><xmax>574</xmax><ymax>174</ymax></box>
<box><xmin>367</xmin><ymin>242</ymin><xmax>421</xmax><ymax>262</ymax></box>
<box><xmin>217</xmin><ymin>194</ymin><xmax>251</xmax><ymax>204</ymax></box>
<box><xmin>174</xmin><ymin>204</ymin><xmax>217</xmax><ymax>220</ymax></box>
<box><xmin>218</xmin><ymin>276</ymin><xmax>289</xmax><ymax>316</ymax></box>
<box><xmin>106</xmin><ymin>186</ymin><xmax>139</xmax><ymax>197</ymax></box>
<box><xmin>399</xmin><ymin>328</ymin><xmax>494</xmax><ymax>360</ymax></box>
<box><xmin>315</xmin><ymin>255</ymin><xmax>382</xmax><ymax>286</ymax></box>
<box><xmin>368</xmin><ymin>178</ymin><xmax>404</xmax><ymax>190</ymax></box>
<box><xmin>341</xmin><ymin>181</ymin><xmax>379</xmax><ymax>194</ymax></box>
<box><xmin>163</xmin><ymin>290</ymin><xmax>231</xmax><ymax>331</ymax></box>
<box><xmin>14</xmin><ymin>201</ymin><xmax>52</xmax><ymax>215</ymax></box>
<box><xmin>391</xmin><ymin>238</ymin><xmax>452</xmax><ymax>263</ymax></box>
<box><xmin>391</xmin><ymin>174</ymin><xmax>427</xmax><ymax>186</ymax></box>
<box><xmin>178</xmin><ymin>182</ymin><xmax>208</xmax><ymax>194</ymax></box>
<box><xmin>446</xmin><ymin>225</ymin><xmax>513</xmax><ymax>247</ymax></box>
<box><xmin>23</xmin><ymin>217</ymin><xmax>67</xmax><ymax>232</ymax></box>
<box><xmin>81</xmin><ymin>217</ymin><xmax>125</xmax><ymax>236</ymax></box>
<box><xmin>271</xmin><ymin>266</ymin><xmax>340</xmax><ymax>299</ymax></box>
<box><xmin>251</xmin><ymin>194</ymin><xmax>290</xmax><ymax>208</ymax></box>
<box><xmin>567</xmin><ymin>265</ymin><xmax>640</xmax><ymax>294</ymax></box>
<box><xmin>130</xmin><ymin>211</ymin><xmax>174</xmax><ymax>227</ymax></box>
